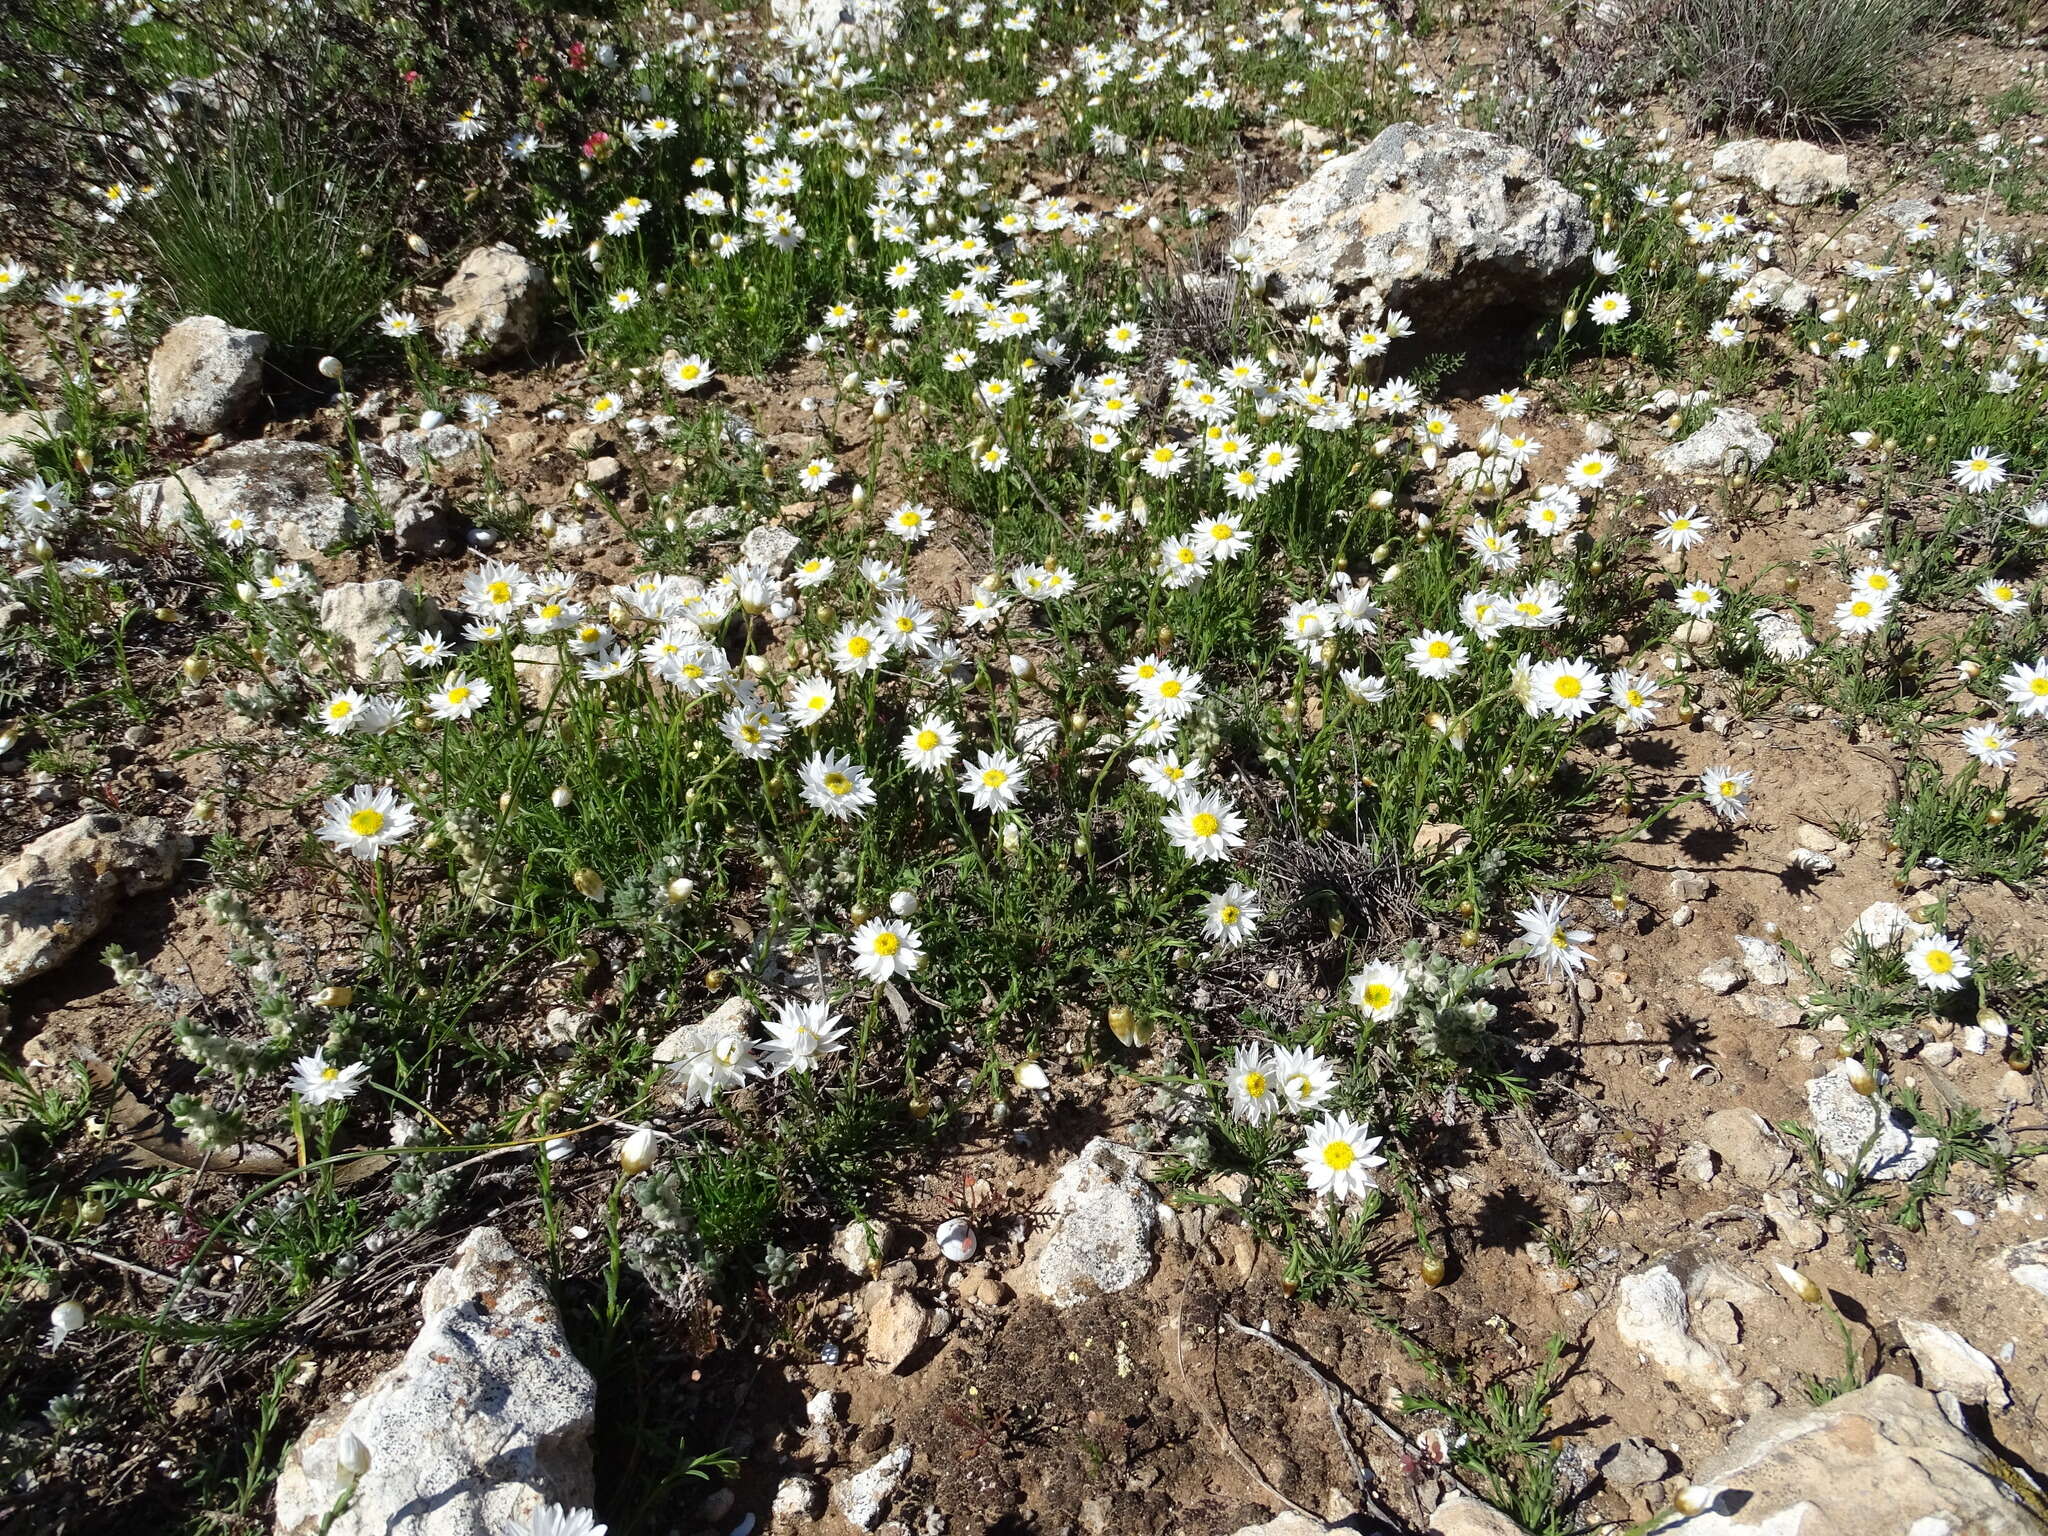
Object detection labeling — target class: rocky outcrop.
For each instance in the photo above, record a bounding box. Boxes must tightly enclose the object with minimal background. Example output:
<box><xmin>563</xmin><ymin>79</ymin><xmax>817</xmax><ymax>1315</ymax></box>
<box><xmin>1652</xmin><ymin>1376</ymin><xmax>2048</xmax><ymax>1534</ymax></box>
<box><xmin>1236</xmin><ymin>122</ymin><xmax>1592</xmax><ymax>324</ymax></box>
<box><xmin>435</xmin><ymin>244</ymin><xmax>548</xmax><ymax>364</ymax></box>
<box><xmin>135</xmin><ymin>439</ymin><xmax>370</xmax><ymax>559</ymax></box>
<box><xmin>273</xmin><ymin>1228</ymin><xmax>595</xmax><ymax>1536</ymax></box>
<box><xmin>147</xmin><ymin>315</ymin><xmax>269</xmax><ymax>435</ymax></box>
<box><xmin>1656</xmin><ymin>408</ymin><xmax>1774</xmax><ymax>476</ymax></box>
<box><xmin>317</xmin><ymin>580</ymin><xmax>436</xmax><ymax>680</ymax></box>
<box><xmin>0</xmin><ymin>814</ymin><xmax>188</xmax><ymax>986</ymax></box>
<box><xmin>1026</xmin><ymin>1137</ymin><xmax>1159</xmax><ymax>1308</ymax></box>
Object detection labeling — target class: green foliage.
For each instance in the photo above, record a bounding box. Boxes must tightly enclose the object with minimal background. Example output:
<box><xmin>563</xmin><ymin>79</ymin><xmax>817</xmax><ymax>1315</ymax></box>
<box><xmin>1890</xmin><ymin>758</ymin><xmax>2045</xmax><ymax>886</ymax></box>
<box><xmin>1660</xmin><ymin>0</ymin><xmax>1948</xmax><ymax>131</ymax></box>
<box><xmin>135</xmin><ymin>113</ymin><xmax>395</xmax><ymax>368</ymax></box>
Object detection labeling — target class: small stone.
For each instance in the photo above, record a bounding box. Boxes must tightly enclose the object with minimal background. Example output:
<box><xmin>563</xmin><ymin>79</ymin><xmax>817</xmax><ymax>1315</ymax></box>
<box><xmin>1805</xmin><ymin>1066</ymin><xmax>1936</xmax><ymax>1181</ymax></box>
<box><xmin>147</xmin><ymin>315</ymin><xmax>269</xmax><ymax>435</ymax></box>
<box><xmin>1656</xmin><ymin>408</ymin><xmax>1775</xmax><ymax>476</ymax></box>
<box><xmin>318</xmin><ymin>580</ymin><xmax>435</xmax><ymax>681</ymax></box>
<box><xmin>1667</xmin><ymin>871</ymin><xmax>1713</xmax><ymax>902</ymax></box>
<box><xmin>1596</xmin><ymin>1436</ymin><xmax>1672</xmax><ymax>1487</ymax></box>
<box><xmin>1678</xmin><ymin>1143</ymin><xmax>1717</xmax><ymax>1184</ymax></box>
<box><xmin>0</xmin><ymin>814</ymin><xmax>188</xmax><ymax>987</ymax></box>
<box><xmin>1702</xmin><ymin>1109</ymin><xmax>1794</xmax><ymax>1188</ymax></box>
<box><xmin>833</xmin><ymin>1444</ymin><xmax>912</xmax><ymax>1531</ymax></box>
<box><xmin>435</xmin><ymin>244</ymin><xmax>548</xmax><ymax>363</ymax></box>
<box><xmin>1736</xmin><ymin>935</ymin><xmax>1790</xmax><ymax>987</ymax></box>
<box><xmin>1712</xmin><ymin>138</ymin><xmax>1854</xmax><ymax>206</ymax></box>
<box><xmin>1670</xmin><ymin>905</ymin><xmax>1694</xmax><ymax>928</ymax></box>
<box><xmin>1794</xmin><ymin>821</ymin><xmax>1840</xmax><ymax>853</ymax></box>
<box><xmin>1412</xmin><ymin>821</ymin><xmax>1472</xmax><ymax>858</ymax></box>
<box><xmin>1697</xmin><ymin>958</ymin><xmax>1744</xmax><ymax>995</ymax></box>
<box><xmin>1996</xmin><ymin>1070</ymin><xmax>2031</xmax><ymax>1104</ymax></box>
<box><xmin>1899</xmin><ymin>1319</ymin><xmax>2008</xmax><ymax>1407</ymax></box>
<box><xmin>1026</xmin><ymin>1138</ymin><xmax>1159</xmax><ymax>1308</ymax></box>
<box><xmin>773</xmin><ymin>1475</ymin><xmax>825</xmax><ymax>1526</ymax></box>
<box><xmin>833</xmin><ymin>1219</ymin><xmax>897</xmax><ymax>1276</ymax></box>
<box><xmin>859</xmin><ymin>1282</ymin><xmax>939</xmax><ymax>1374</ymax></box>
<box><xmin>583</xmin><ymin>455</ymin><xmax>624</xmax><ymax>489</ymax></box>
<box><xmin>1921</xmin><ymin>1042</ymin><xmax>1957</xmax><ymax>1069</ymax></box>
<box><xmin>741</xmin><ymin>524</ymin><xmax>805</xmax><ymax>573</ymax></box>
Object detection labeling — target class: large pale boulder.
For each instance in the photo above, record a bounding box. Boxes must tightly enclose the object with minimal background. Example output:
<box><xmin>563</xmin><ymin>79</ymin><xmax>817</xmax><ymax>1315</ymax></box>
<box><xmin>0</xmin><ymin>814</ymin><xmax>188</xmax><ymax>986</ymax></box>
<box><xmin>317</xmin><ymin>580</ymin><xmax>436</xmax><ymax>680</ymax></box>
<box><xmin>1712</xmin><ymin>140</ymin><xmax>1854</xmax><ymax>207</ymax></box>
<box><xmin>1026</xmin><ymin>1137</ymin><xmax>1159</xmax><ymax>1308</ymax></box>
<box><xmin>435</xmin><ymin>245</ymin><xmax>548</xmax><ymax>363</ymax></box>
<box><xmin>133</xmin><ymin>439</ymin><xmax>367</xmax><ymax>558</ymax></box>
<box><xmin>1656</xmin><ymin>408</ymin><xmax>1775</xmax><ymax>476</ymax></box>
<box><xmin>1652</xmin><ymin>1376</ymin><xmax>2048</xmax><ymax>1535</ymax></box>
<box><xmin>273</xmin><ymin>1228</ymin><xmax>595</xmax><ymax>1536</ymax></box>
<box><xmin>1237</xmin><ymin>122</ymin><xmax>1592</xmax><ymax>323</ymax></box>
<box><xmin>147</xmin><ymin>315</ymin><xmax>269</xmax><ymax>434</ymax></box>
<box><xmin>0</xmin><ymin>406</ymin><xmax>71</xmax><ymax>468</ymax></box>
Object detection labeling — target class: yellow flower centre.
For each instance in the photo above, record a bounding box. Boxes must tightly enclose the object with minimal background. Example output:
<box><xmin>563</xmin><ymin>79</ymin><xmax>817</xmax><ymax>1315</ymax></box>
<box><xmin>1191</xmin><ymin>812</ymin><xmax>1220</xmax><ymax>837</ymax></box>
<box><xmin>917</xmin><ymin>730</ymin><xmax>940</xmax><ymax>751</ymax></box>
<box><xmin>1159</xmin><ymin>679</ymin><xmax>1182</xmax><ymax>698</ymax></box>
<box><xmin>348</xmin><ymin>808</ymin><xmax>385</xmax><ymax>837</ymax></box>
<box><xmin>321</xmin><ymin>1066</ymin><xmax>340</xmax><ymax>1081</ymax></box>
<box><xmin>328</xmin><ymin>700</ymin><xmax>353</xmax><ymax>718</ymax></box>
<box><xmin>823</xmin><ymin>772</ymin><xmax>853</xmax><ymax>797</ymax></box>
<box><xmin>1322</xmin><ymin>1141</ymin><xmax>1355</xmax><ymax>1171</ymax></box>
<box><xmin>871</xmin><ymin>931</ymin><xmax>901</xmax><ymax>956</ymax></box>
<box><xmin>981</xmin><ymin>768</ymin><xmax>1008</xmax><ymax>789</ymax></box>
<box><xmin>1218</xmin><ymin>904</ymin><xmax>1240</xmax><ymax>925</ymax></box>
<box><xmin>1241</xmin><ymin>1071</ymin><xmax>1267</xmax><ymax>1098</ymax></box>
<box><xmin>1926</xmin><ymin>949</ymin><xmax>1954</xmax><ymax>974</ymax></box>
<box><xmin>447</xmin><ymin>687</ymin><xmax>470</xmax><ymax>705</ymax></box>
<box><xmin>1428</xmin><ymin>640</ymin><xmax>1451</xmax><ymax>659</ymax></box>
<box><xmin>1363</xmin><ymin>983</ymin><xmax>1393</xmax><ymax>1011</ymax></box>
<box><xmin>1554</xmin><ymin>676</ymin><xmax>1583</xmax><ymax>699</ymax></box>
<box><xmin>847</xmin><ymin>635</ymin><xmax>871</xmax><ymax>658</ymax></box>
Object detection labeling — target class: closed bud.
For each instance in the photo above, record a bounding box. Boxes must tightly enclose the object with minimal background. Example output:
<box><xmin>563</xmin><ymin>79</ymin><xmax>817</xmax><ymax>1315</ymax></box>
<box><xmin>312</xmin><ymin>984</ymin><xmax>354</xmax><ymax>1009</ymax></box>
<box><xmin>1007</xmin><ymin>653</ymin><xmax>1035</xmax><ymax>679</ymax></box>
<box><xmin>335</xmin><ymin>1431</ymin><xmax>372</xmax><ymax>1485</ymax></box>
<box><xmin>1843</xmin><ymin>1056</ymin><xmax>1877</xmax><ymax>1095</ymax></box>
<box><xmin>1774</xmin><ymin>1262</ymin><xmax>1822</xmax><ymax>1304</ymax></box>
<box><xmin>665</xmin><ymin>875</ymin><xmax>696</xmax><ymax>905</ymax></box>
<box><xmin>1014</xmin><ymin>1059</ymin><xmax>1050</xmax><ymax>1091</ymax></box>
<box><xmin>572</xmin><ymin>868</ymin><xmax>607</xmax><ymax>901</ymax></box>
<box><xmin>1419</xmin><ymin>1253</ymin><xmax>1448</xmax><ymax>1287</ymax></box>
<box><xmin>1368</xmin><ymin>488</ymin><xmax>1394</xmax><ymax>509</ymax></box>
<box><xmin>889</xmin><ymin>888</ymin><xmax>919</xmax><ymax>917</ymax></box>
<box><xmin>1674</xmin><ymin>1486</ymin><xmax>1725</xmax><ymax>1518</ymax></box>
<box><xmin>318</xmin><ymin>356</ymin><xmax>343</xmax><ymax>379</ymax></box>
<box><xmin>181</xmin><ymin>654</ymin><xmax>212</xmax><ymax>682</ymax></box>
<box><xmin>618</xmin><ymin>1126</ymin><xmax>658</xmax><ymax>1175</ymax></box>
<box><xmin>551</xmin><ymin>785</ymin><xmax>574</xmax><ymax>810</ymax></box>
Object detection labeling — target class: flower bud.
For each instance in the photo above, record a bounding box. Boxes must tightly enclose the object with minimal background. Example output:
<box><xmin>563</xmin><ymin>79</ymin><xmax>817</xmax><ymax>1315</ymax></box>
<box><xmin>181</xmin><ymin>654</ymin><xmax>212</xmax><ymax>682</ymax></box>
<box><xmin>1843</xmin><ymin>1057</ymin><xmax>1876</xmax><ymax>1095</ymax></box>
<box><xmin>1774</xmin><ymin>1262</ymin><xmax>1822</xmax><ymax>1304</ymax></box>
<box><xmin>889</xmin><ymin>888</ymin><xmax>919</xmax><ymax>917</ymax></box>
<box><xmin>618</xmin><ymin>1126</ymin><xmax>658</xmax><ymax>1175</ymax></box>
<box><xmin>419</xmin><ymin>408</ymin><xmax>445</xmax><ymax>431</ymax></box>
<box><xmin>335</xmin><ymin>1431</ymin><xmax>372</xmax><ymax>1485</ymax></box>
<box><xmin>572</xmin><ymin>868</ymin><xmax>607</xmax><ymax>900</ymax></box>
<box><xmin>312</xmin><ymin>985</ymin><xmax>354</xmax><ymax>1009</ymax></box>
<box><xmin>551</xmin><ymin>785</ymin><xmax>574</xmax><ymax>810</ymax></box>
<box><xmin>318</xmin><ymin>356</ymin><xmax>344</xmax><ymax>379</ymax></box>
<box><xmin>1014</xmin><ymin>1060</ymin><xmax>1050</xmax><ymax>1092</ymax></box>
<box><xmin>1674</xmin><ymin>1486</ymin><xmax>1725</xmax><ymax>1518</ymax></box>
<box><xmin>1007</xmin><ymin>653</ymin><xmax>1035</xmax><ymax>680</ymax></box>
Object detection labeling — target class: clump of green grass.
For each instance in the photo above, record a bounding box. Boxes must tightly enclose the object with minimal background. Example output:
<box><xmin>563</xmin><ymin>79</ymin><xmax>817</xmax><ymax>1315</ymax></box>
<box><xmin>1660</xmin><ymin>0</ymin><xmax>1947</xmax><ymax>131</ymax></box>
<box><xmin>134</xmin><ymin>113</ymin><xmax>394</xmax><ymax>369</ymax></box>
